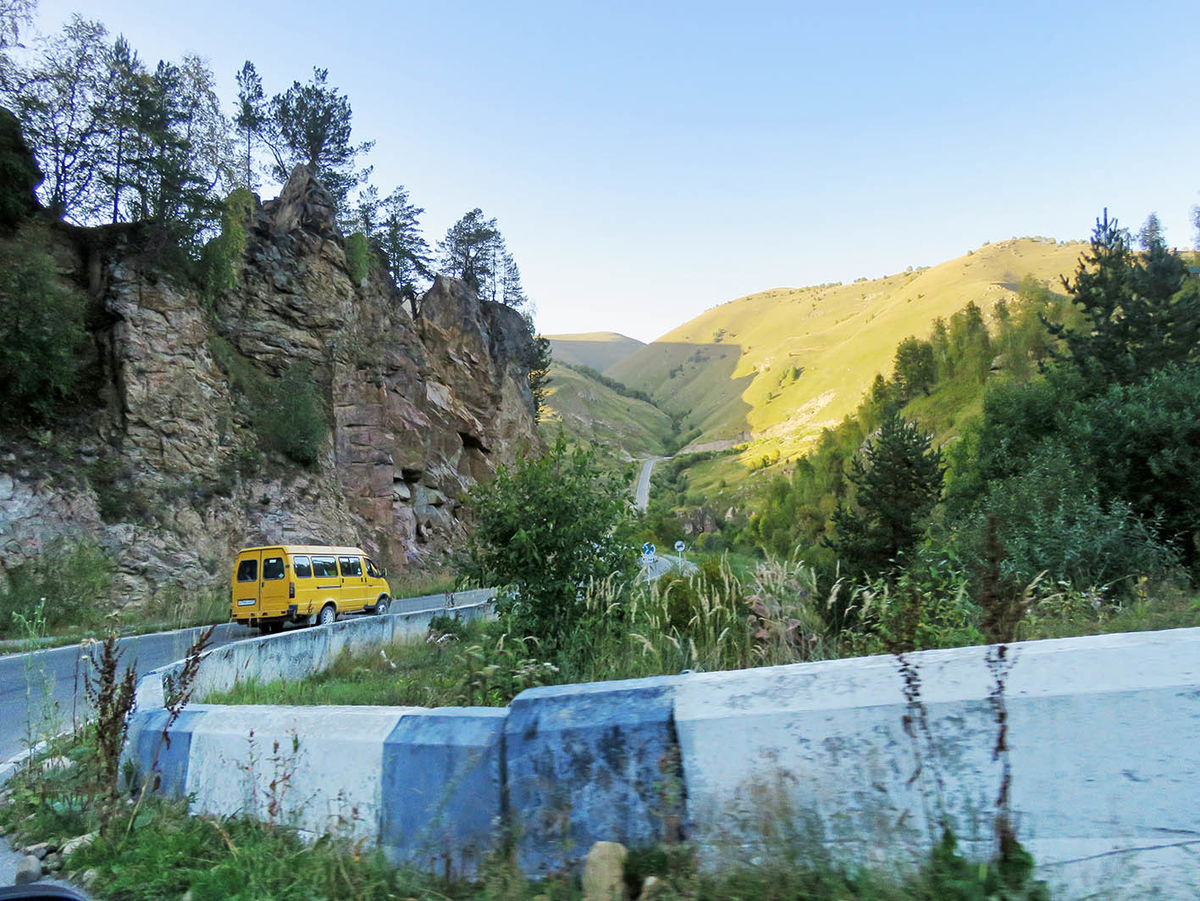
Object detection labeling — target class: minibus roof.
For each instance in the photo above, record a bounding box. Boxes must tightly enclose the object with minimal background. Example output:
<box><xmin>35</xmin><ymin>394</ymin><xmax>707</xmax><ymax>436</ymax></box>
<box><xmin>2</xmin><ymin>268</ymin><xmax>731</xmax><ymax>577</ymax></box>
<box><xmin>236</xmin><ymin>545</ymin><xmax>369</xmax><ymax>557</ymax></box>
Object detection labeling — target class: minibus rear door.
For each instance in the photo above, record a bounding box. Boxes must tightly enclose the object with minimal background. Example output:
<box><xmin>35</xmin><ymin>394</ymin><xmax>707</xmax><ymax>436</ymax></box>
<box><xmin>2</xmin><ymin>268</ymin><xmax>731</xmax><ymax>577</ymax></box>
<box><xmin>234</xmin><ymin>552</ymin><xmax>261</xmax><ymax>617</ymax></box>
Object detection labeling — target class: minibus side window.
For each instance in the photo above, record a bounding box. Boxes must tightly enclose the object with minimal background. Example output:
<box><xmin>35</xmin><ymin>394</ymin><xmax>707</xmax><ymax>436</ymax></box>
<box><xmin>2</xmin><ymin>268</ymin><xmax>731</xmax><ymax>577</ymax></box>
<box><xmin>236</xmin><ymin>559</ymin><xmax>257</xmax><ymax>582</ymax></box>
<box><xmin>312</xmin><ymin>556</ymin><xmax>338</xmax><ymax>578</ymax></box>
<box><xmin>293</xmin><ymin>556</ymin><xmax>312</xmax><ymax>578</ymax></box>
<box><xmin>263</xmin><ymin>557</ymin><xmax>285</xmax><ymax>580</ymax></box>
<box><xmin>365</xmin><ymin>558</ymin><xmax>382</xmax><ymax>579</ymax></box>
<box><xmin>339</xmin><ymin>556</ymin><xmax>363</xmax><ymax>577</ymax></box>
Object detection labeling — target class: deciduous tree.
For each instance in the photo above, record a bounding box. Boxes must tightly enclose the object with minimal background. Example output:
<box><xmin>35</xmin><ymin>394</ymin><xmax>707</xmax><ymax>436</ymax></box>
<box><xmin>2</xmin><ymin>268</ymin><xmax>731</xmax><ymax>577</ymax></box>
<box><xmin>457</xmin><ymin>433</ymin><xmax>635</xmax><ymax>653</ymax></box>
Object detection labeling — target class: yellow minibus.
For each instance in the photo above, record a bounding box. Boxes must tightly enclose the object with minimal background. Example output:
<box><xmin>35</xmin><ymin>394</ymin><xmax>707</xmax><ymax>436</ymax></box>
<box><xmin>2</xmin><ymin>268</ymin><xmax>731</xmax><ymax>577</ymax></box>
<box><xmin>230</xmin><ymin>545</ymin><xmax>391</xmax><ymax>633</ymax></box>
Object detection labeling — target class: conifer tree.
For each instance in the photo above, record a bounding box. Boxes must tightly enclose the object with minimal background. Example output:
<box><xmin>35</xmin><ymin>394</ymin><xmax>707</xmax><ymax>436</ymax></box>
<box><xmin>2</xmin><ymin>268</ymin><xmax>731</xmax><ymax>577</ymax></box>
<box><xmin>828</xmin><ymin>412</ymin><xmax>945</xmax><ymax>581</ymax></box>
<box><xmin>438</xmin><ymin>207</ymin><xmax>498</xmax><ymax>295</ymax></box>
<box><xmin>1047</xmin><ymin>209</ymin><xmax>1197</xmax><ymax>388</ymax></box>
<box><xmin>377</xmin><ymin>185</ymin><xmax>431</xmax><ymax>315</ymax></box>
<box><xmin>267</xmin><ymin>67</ymin><xmax>372</xmax><ymax>211</ymax></box>
<box><xmin>233</xmin><ymin>60</ymin><xmax>265</xmax><ymax>190</ymax></box>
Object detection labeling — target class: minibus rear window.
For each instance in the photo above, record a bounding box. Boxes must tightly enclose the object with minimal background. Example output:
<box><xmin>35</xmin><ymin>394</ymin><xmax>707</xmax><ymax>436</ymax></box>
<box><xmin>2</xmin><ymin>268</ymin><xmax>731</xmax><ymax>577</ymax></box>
<box><xmin>312</xmin><ymin>556</ymin><xmax>338</xmax><ymax>578</ymax></box>
<box><xmin>293</xmin><ymin>556</ymin><xmax>312</xmax><ymax>578</ymax></box>
<box><xmin>339</xmin><ymin>556</ymin><xmax>363</xmax><ymax>577</ymax></box>
<box><xmin>263</xmin><ymin>557</ymin><xmax>285</xmax><ymax>580</ymax></box>
<box><xmin>236</xmin><ymin>559</ymin><xmax>257</xmax><ymax>582</ymax></box>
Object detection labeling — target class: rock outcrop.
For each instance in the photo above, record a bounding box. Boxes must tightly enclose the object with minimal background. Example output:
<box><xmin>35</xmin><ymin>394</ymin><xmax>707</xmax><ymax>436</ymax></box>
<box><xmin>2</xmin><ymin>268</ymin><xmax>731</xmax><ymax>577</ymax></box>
<box><xmin>0</xmin><ymin>165</ymin><xmax>543</xmax><ymax>607</ymax></box>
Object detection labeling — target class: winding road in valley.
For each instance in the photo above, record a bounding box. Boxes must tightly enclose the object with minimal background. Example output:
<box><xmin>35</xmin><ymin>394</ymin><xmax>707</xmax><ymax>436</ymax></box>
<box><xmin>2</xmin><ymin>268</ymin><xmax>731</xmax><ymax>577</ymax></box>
<box><xmin>634</xmin><ymin>456</ymin><xmax>666</xmax><ymax>511</ymax></box>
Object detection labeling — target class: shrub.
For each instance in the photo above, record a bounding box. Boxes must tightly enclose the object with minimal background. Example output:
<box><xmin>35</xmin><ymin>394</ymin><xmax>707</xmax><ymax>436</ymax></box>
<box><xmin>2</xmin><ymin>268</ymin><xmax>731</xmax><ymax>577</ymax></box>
<box><xmin>456</xmin><ymin>433</ymin><xmax>637</xmax><ymax>654</ymax></box>
<box><xmin>0</xmin><ymin>228</ymin><xmax>87</xmax><ymax>420</ymax></box>
<box><xmin>199</xmin><ymin>187</ymin><xmax>255</xmax><ymax>300</ymax></box>
<box><xmin>847</xmin><ymin>541</ymin><xmax>982</xmax><ymax>654</ymax></box>
<box><xmin>344</xmin><ymin>231</ymin><xmax>371</xmax><ymax>283</ymax></box>
<box><xmin>961</xmin><ymin>447</ymin><xmax>1181</xmax><ymax>593</ymax></box>
<box><xmin>258</xmin><ymin>362</ymin><xmax>328</xmax><ymax>467</ymax></box>
<box><xmin>1061</xmin><ymin>364</ymin><xmax>1200</xmax><ymax>574</ymax></box>
<box><xmin>0</xmin><ymin>538</ymin><xmax>115</xmax><ymax>637</ymax></box>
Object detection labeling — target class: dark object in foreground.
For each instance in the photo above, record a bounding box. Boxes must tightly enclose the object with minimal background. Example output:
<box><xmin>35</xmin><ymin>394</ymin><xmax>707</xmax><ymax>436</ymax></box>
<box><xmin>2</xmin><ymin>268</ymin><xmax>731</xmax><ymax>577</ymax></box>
<box><xmin>0</xmin><ymin>887</ymin><xmax>88</xmax><ymax>900</ymax></box>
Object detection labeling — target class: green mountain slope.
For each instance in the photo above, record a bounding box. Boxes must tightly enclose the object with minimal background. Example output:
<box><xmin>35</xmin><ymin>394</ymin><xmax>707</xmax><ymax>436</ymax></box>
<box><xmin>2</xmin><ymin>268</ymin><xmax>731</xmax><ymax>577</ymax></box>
<box><xmin>608</xmin><ymin>238</ymin><xmax>1086</xmax><ymax>458</ymax></box>
<box><xmin>547</xmin><ymin>331</ymin><xmax>645</xmax><ymax>372</ymax></box>
<box><xmin>538</xmin><ymin>362</ymin><xmax>674</xmax><ymax>460</ymax></box>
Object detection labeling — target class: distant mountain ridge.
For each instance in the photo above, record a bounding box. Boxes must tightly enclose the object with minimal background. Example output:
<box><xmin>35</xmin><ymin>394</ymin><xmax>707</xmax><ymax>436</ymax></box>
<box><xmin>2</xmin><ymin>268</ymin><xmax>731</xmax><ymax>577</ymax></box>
<box><xmin>546</xmin><ymin>331</ymin><xmax>644</xmax><ymax>372</ymax></box>
<box><xmin>607</xmin><ymin>237</ymin><xmax>1086</xmax><ymax>458</ymax></box>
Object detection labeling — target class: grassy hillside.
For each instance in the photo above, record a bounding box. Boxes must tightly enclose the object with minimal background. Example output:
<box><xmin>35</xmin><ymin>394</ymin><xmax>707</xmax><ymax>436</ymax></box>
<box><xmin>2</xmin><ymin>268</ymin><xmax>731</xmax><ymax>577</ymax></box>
<box><xmin>608</xmin><ymin>238</ymin><xmax>1086</xmax><ymax>460</ymax></box>
<box><xmin>546</xmin><ymin>331</ymin><xmax>645</xmax><ymax>372</ymax></box>
<box><xmin>538</xmin><ymin>362</ymin><xmax>674</xmax><ymax>460</ymax></box>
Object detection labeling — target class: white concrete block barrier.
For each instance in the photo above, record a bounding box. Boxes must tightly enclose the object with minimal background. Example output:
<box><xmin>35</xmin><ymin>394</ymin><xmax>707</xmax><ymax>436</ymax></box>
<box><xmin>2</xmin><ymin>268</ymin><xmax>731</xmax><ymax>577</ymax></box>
<box><xmin>503</xmin><ymin>676</ymin><xmax>687</xmax><ymax>876</ymax></box>
<box><xmin>119</xmin><ymin>624</ymin><xmax>1200</xmax><ymax>898</ymax></box>
<box><xmin>673</xmin><ymin>628</ymin><xmax>1200</xmax><ymax>898</ymax></box>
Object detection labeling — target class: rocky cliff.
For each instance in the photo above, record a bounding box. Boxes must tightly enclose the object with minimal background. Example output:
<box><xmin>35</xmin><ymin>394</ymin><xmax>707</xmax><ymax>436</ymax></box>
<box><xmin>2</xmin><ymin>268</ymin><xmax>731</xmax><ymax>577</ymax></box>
<box><xmin>0</xmin><ymin>166</ymin><xmax>543</xmax><ymax>608</ymax></box>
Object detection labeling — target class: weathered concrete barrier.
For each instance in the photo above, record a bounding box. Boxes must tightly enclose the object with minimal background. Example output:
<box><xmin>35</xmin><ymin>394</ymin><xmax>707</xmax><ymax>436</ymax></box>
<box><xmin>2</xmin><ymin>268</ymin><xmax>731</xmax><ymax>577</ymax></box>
<box><xmin>124</xmin><ymin>625</ymin><xmax>1200</xmax><ymax>897</ymax></box>
<box><xmin>134</xmin><ymin>590</ymin><xmax>495</xmax><ymax>710</ymax></box>
<box><xmin>381</xmin><ymin>707</ymin><xmax>507</xmax><ymax>875</ymax></box>
<box><xmin>673</xmin><ymin>628</ymin><xmax>1200</xmax><ymax>898</ymax></box>
<box><xmin>505</xmin><ymin>677</ymin><xmax>685</xmax><ymax>875</ymax></box>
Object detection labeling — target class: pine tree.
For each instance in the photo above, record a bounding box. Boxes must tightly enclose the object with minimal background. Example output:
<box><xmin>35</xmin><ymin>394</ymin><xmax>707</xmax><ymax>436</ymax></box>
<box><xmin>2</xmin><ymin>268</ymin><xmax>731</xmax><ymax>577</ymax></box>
<box><xmin>95</xmin><ymin>36</ymin><xmax>144</xmax><ymax>223</ymax></box>
<box><xmin>438</xmin><ymin>208</ymin><xmax>498</xmax><ymax>295</ymax></box>
<box><xmin>233</xmin><ymin>60</ymin><xmax>265</xmax><ymax>191</ymax></box>
<box><xmin>1047</xmin><ymin>209</ymin><xmax>1197</xmax><ymax>388</ymax></box>
<box><xmin>267</xmin><ymin>67</ymin><xmax>372</xmax><ymax>212</ymax></box>
<box><xmin>827</xmin><ymin>412</ymin><xmax>945</xmax><ymax>581</ymax></box>
<box><xmin>377</xmin><ymin>185</ymin><xmax>431</xmax><ymax>316</ymax></box>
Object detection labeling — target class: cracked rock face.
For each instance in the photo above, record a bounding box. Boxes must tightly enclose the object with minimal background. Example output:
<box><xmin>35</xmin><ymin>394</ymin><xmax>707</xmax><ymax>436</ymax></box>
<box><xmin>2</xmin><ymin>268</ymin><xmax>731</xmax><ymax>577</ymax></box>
<box><xmin>0</xmin><ymin>166</ymin><xmax>542</xmax><ymax>607</ymax></box>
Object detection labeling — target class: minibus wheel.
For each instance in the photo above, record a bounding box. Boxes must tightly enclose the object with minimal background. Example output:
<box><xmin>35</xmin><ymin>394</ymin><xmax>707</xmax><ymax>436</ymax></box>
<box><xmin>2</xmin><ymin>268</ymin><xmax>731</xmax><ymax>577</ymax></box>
<box><xmin>318</xmin><ymin>604</ymin><xmax>337</xmax><ymax>626</ymax></box>
<box><xmin>374</xmin><ymin>596</ymin><xmax>389</xmax><ymax>616</ymax></box>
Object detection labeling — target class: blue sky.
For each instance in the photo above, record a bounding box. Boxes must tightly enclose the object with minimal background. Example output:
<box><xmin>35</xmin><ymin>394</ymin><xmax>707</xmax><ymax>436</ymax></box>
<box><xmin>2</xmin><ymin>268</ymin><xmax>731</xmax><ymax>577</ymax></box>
<box><xmin>38</xmin><ymin>1</ymin><xmax>1200</xmax><ymax>342</ymax></box>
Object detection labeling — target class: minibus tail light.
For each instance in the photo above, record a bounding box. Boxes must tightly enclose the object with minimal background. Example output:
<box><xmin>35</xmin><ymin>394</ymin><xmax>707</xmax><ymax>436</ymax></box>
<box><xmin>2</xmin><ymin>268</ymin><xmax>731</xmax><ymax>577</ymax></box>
<box><xmin>289</xmin><ymin>581</ymin><xmax>295</xmax><ymax>599</ymax></box>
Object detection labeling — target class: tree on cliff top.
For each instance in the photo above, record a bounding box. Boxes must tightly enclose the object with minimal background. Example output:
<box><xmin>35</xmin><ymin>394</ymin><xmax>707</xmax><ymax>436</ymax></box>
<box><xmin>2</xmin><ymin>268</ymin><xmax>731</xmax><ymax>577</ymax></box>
<box><xmin>438</xmin><ymin>207</ymin><xmax>497</xmax><ymax>295</ymax></box>
<box><xmin>233</xmin><ymin>60</ymin><xmax>265</xmax><ymax>191</ymax></box>
<box><xmin>267</xmin><ymin>67</ymin><xmax>372</xmax><ymax>213</ymax></box>
<box><xmin>438</xmin><ymin>207</ymin><xmax>529</xmax><ymax>309</ymax></box>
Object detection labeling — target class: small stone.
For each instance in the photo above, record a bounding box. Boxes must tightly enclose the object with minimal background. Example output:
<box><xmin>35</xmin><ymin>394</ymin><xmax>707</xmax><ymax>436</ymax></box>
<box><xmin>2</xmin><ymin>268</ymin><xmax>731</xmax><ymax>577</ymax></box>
<box><xmin>582</xmin><ymin>841</ymin><xmax>628</xmax><ymax>901</ymax></box>
<box><xmin>15</xmin><ymin>854</ymin><xmax>41</xmax><ymax>884</ymax></box>
<box><xmin>640</xmin><ymin>876</ymin><xmax>667</xmax><ymax>900</ymax></box>
<box><xmin>61</xmin><ymin>831</ymin><xmax>97</xmax><ymax>857</ymax></box>
<box><xmin>42</xmin><ymin>756</ymin><xmax>75</xmax><ymax>773</ymax></box>
<box><xmin>42</xmin><ymin>851</ymin><xmax>62</xmax><ymax>872</ymax></box>
<box><xmin>22</xmin><ymin>841</ymin><xmax>51</xmax><ymax>859</ymax></box>
<box><xmin>80</xmin><ymin>868</ymin><xmax>100</xmax><ymax>889</ymax></box>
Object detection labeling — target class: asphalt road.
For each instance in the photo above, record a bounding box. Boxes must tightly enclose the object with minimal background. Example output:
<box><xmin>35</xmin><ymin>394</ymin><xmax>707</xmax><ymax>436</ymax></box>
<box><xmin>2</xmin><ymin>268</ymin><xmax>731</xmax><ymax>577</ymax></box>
<box><xmin>0</xmin><ymin>589</ymin><xmax>486</xmax><ymax>765</ymax></box>
<box><xmin>635</xmin><ymin>456</ymin><xmax>665</xmax><ymax>511</ymax></box>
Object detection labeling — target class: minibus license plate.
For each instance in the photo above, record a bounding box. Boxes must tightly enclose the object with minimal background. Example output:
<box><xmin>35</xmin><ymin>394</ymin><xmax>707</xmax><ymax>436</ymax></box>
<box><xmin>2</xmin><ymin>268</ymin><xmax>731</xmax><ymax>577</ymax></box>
<box><xmin>237</xmin><ymin>598</ymin><xmax>256</xmax><ymax>606</ymax></box>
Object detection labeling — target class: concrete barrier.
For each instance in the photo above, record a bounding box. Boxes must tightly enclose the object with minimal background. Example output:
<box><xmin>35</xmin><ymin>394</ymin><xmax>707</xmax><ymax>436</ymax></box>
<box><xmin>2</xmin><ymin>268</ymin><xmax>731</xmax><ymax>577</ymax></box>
<box><xmin>673</xmin><ymin>628</ymin><xmax>1200</xmax><ymax>897</ymax></box>
<box><xmin>121</xmin><ymin>623</ymin><xmax>1200</xmax><ymax>899</ymax></box>
<box><xmin>505</xmin><ymin>676</ymin><xmax>687</xmax><ymax>875</ymax></box>
<box><xmin>134</xmin><ymin>592</ymin><xmax>494</xmax><ymax>710</ymax></box>
<box><xmin>381</xmin><ymin>707</ymin><xmax>507</xmax><ymax>878</ymax></box>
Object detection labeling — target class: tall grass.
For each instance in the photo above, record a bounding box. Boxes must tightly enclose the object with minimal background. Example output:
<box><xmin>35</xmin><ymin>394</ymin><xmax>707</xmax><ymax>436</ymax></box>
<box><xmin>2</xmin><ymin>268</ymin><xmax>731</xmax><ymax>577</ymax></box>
<box><xmin>554</xmin><ymin>554</ymin><xmax>840</xmax><ymax>683</ymax></box>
